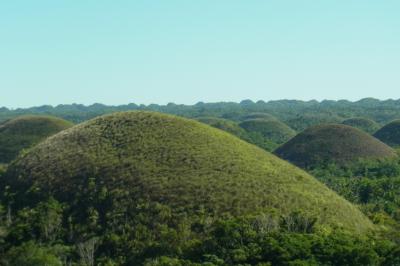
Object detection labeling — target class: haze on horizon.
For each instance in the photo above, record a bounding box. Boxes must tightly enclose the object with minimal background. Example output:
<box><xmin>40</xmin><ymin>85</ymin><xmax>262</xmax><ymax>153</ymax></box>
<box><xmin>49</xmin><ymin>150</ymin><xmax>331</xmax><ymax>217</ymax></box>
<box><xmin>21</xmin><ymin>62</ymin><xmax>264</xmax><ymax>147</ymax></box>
<box><xmin>1</xmin><ymin>1</ymin><xmax>399</xmax><ymax>108</ymax></box>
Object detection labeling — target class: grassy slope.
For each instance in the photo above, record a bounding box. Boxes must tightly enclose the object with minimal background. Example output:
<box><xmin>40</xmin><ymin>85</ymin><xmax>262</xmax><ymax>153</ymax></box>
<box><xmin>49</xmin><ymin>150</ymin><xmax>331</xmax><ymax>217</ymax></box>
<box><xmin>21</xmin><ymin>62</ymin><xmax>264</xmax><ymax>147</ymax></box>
<box><xmin>275</xmin><ymin>124</ymin><xmax>397</xmax><ymax>169</ymax></box>
<box><xmin>374</xmin><ymin>120</ymin><xmax>400</xmax><ymax>147</ymax></box>
<box><xmin>6</xmin><ymin>112</ymin><xmax>372</xmax><ymax>233</ymax></box>
<box><xmin>239</xmin><ymin>119</ymin><xmax>296</xmax><ymax>144</ymax></box>
<box><xmin>197</xmin><ymin>117</ymin><xmax>279</xmax><ymax>151</ymax></box>
<box><xmin>0</xmin><ymin>115</ymin><xmax>73</xmax><ymax>163</ymax></box>
<box><xmin>196</xmin><ymin>117</ymin><xmax>247</xmax><ymax>138</ymax></box>
<box><xmin>240</xmin><ymin>112</ymin><xmax>277</xmax><ymax>121</ymax></box>
<box><xmin>285</xmin><ymin>113</ymin><xmax>343</xmax><ymax>132</ymax></box>
<box><xmin>342</xmin><ymin>117</ymin><xmax>380</xmax><ymax>134</ymax></box>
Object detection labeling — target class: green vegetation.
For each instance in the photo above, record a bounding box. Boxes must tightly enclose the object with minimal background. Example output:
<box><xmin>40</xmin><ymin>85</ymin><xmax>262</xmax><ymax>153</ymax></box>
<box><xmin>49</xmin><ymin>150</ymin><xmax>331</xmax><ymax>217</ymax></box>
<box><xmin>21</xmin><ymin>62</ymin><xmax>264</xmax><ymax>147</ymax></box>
<box><xmin>310</xmin><ymin>158</ymin><xmax>400</xmax><ymax>243</ymax></box>
<box><xmin>239</xmin><ymin>112</ymin><xmax>277</xmax><ymax>121</ymax></box>
<box><xmin>3</xmin><ymin>241</ymin><xmax>67</xmax><ymax>266</ymax></box>
<box><xmin>2</xmin><ymin>98</ymin><xmax>400</xmax><ymax>127</ymax></box>
<box><xmin>285</xmin><ymin>113</ymin><xmax>344</xmax><ymax>132</ymax></box>
<box><xmin>196</xmin><ymin>117</ymin><xmax>288</xmax><ymax>152</ymax></box>
<box><xmin>239</xmin><ymin>119</ymin><xmax>296</xmax><ymax>150</ymax></box>
<box><xmin>196</xmin><ymin>117</ymin><xmax>247</xmax><ymax>139</ymax></box>
<box><xmin>143</xmin><ymin>217</ymin><xmax>399</xmax><ymax>266</ymax></box>
<box><xmin>1</xmin><ymin>210</ymin><xmax>397</xmax><ymax>265</ymax></box>
<box><xmin>1</xmin><ymin>102</ymin><xmax>400</xmax><ymax>264</ymax></box>
<box><xmin>374</xmin><ymin>120</ymin><xmax>400</xmax><ymax>147</ymax></box>
<box><xmin>0</xmin><ymin>115</ymin><xmax>73</xmax><ymax>163</ymax></box>
<box><xmin>275</xmin><ymin>124</ymin><xmax>397</xmax><ymax>169</ymax></box>
<box><xmin>341</xmin><ymin>117</ymin><xmax>380</xmax><ymax>134</ymax></box>
<box><xmin>1</xmin><ymin>111</ymin><xmax>374</xmax><ymax>264</ymax></box>
<box><xmin>4</xmin><ymin>112</ymin><xmax>370</xmax><ymax>231</ymax></box>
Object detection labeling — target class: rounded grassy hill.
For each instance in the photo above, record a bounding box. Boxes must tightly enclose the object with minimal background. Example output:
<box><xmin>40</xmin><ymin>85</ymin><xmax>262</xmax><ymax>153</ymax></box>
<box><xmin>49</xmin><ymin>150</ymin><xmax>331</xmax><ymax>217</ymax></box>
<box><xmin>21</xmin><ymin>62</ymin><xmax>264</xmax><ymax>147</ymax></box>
<box><xmin>275</xmin><ymin>124</ymin><xmax>396</xmax><ymax>168</ymax></box>
<box><xmin>196</xmin><ymin>117</ymin><xmax>246</xmax><ymax>138</ymax></box>
<box><xmin>240</xmin><ymin>112</ymin><xmax>277</xmax><ymax>121</ymax></box>
<box><xmin>197</xmin><ymin>117</ymin><xmax>283</xmax><ymax>151</ymax></box>
<box><xmin>341</xmin><ymin>117</ymin><xmax>380</xmax><ymax>134</ymax></box>
<box><xmin>3</xmin><ymin>111</ymin><xmax>373</xmax><ymax>235</ymax></box>
<box><xmin>374</xmin><ymin>120</ymin><xmax>400</xmax><ymax>147</ymax></box>
<box><xmin>0</xmin><ymin>115</ymin><xmax>73</xmax><ymax>163</ymax></box>
<box><xmin>286</xmin><ymin>113</ymin><xmax>343</xmax><ymax>131</ymax></box>
<box><xmin>239</xmin><ymin>119</ymin><xmax>296</xmax><ymax>145</ymax></box>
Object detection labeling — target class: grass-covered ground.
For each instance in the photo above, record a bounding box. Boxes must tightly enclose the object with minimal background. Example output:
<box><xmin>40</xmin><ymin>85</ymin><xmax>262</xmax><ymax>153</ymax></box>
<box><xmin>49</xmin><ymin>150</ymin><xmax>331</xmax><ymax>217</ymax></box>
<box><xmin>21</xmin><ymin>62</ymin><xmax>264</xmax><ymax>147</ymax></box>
<box><xmin>5</xmin><ymin>112</ymin><xmax>371</xmax><ymax>234</ymax></box>
<box><xmin>196</xmin><ymin>117</ymin><xmax>247</xmax><ymax>139</ymax></box>
<box><xmin>374</xmin><ymin>120</ymin><xmax>400</xmax><ymax>147</ymax></box>
<box><xmin>275</xmin><ymin>124</ymin><xmax>396</xmax><ymax>169</ymax></box>
<box><xmin>0</xmin><ymin>115</ymin><xmax>73</xmax><ymax>163</ymax></box>
<box><xmin>239</xmin><ymin>112</ymin><xmax>277</xmax><ymax>121</ymax></box>
<box><xmin>196</xmin><ymin>117</ymin><xmax>285</xmax><ymax>151</ymax></box>
<box><xmin>341</xmin><ymin>117</ymin><xmax>380</xmax><ymax>134</ymax></box>
<box><xmin>239</xmin><ymin>119</ymin><xmax>296</xmax><ymax>147</ymax></box>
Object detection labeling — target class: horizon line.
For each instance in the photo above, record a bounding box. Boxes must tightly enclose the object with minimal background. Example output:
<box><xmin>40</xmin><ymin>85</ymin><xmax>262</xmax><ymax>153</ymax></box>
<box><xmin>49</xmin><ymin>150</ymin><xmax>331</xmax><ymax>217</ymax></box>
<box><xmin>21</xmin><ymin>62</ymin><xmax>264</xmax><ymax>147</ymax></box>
<box><xmin>2</xmin><ymin>97</ymin><xmax>400</xmax><ymax>110</ymax></box>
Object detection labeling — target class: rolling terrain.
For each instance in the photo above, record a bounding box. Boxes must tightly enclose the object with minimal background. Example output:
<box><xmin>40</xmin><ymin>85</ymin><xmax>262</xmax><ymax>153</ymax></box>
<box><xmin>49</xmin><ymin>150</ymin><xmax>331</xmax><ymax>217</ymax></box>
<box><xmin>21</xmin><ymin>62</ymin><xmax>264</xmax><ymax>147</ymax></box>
<box><xmin>4</xmin><ymin>112</ymin><xmax>371</xmax><ymax>233</ymax></box>
<box><xmin>0</xmin><ymin>115</ymin><xmax>73</xmax><ymax>163</ymax></box>
<box><xmin>374</xmin><ymin>120</ymin><xmax>400</xmax><ymax>147</ymax></box>
<box><xmin>239</xmin><ymin>119</ymin><xmax>296</xmax><ymax>146</ymax></box>
<box><xmin>275</xmin><ymin>124</ymin><xmax>396</xmax><ymax>169</ymax></box>
<box><xmin>341</xmin><ymin>117</ymin><xmax>380</xmax><ymax>134</ymax></box>
<box><xmin>1</xmin><ymin>98</ymin><xmax>400</xmax><ymax>126</ymax></box>
<box><xmin>238</xmin><ymin>112</ymin><xmax>277</xmax><ymax>121</ymax></box>
<box><xmin>196</xmin><ymin>117</ymin><xmax>247</xmax><ymax>139</ymax></box>
<box><xmin>1</xmin><ymin>109</ymin><xmax>400</xmax><ymax>265</ymax></box>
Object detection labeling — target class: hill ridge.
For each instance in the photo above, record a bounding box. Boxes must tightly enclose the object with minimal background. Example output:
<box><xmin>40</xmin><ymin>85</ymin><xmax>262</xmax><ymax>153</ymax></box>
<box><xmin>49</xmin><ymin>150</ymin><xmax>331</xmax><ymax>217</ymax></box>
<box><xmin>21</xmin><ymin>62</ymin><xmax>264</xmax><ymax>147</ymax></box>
<box><xmin>0</xmin><ymin>115</ymin><xmax>73</xmax><ymax>163</ymax></box>
<box><xmin>374</xmin><ymin>120</ymin><xmax>400</xmax><ymax>147</ymax></box>
<box><xmin>275</xmin><ymin>123</ymin><xmax>396</xmax><ymax>168</ymax></box>
<box><xmin>4</xmin><ymin>112</ymin><xmax>373</xmax><ymax>234</ymax></box>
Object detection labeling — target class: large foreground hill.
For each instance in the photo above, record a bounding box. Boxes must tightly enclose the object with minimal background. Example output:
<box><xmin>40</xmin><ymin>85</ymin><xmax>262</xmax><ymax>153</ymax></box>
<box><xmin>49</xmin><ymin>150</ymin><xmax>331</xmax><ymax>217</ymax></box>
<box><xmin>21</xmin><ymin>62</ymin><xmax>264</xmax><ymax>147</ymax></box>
<box><xmin>4</xmin><ymin>112</ymin><xmax>371</xmax><ymax>234</ymax></box>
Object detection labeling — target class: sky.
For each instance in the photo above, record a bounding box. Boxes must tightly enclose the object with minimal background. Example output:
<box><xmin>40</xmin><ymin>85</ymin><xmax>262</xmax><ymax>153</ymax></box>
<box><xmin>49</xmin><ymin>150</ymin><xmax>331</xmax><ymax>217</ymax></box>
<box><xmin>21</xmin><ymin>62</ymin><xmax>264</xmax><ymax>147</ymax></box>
<box><xmin>1</xmin><ymin>1</ymin><xmax>399</xmax><ymax>108</ymax></box>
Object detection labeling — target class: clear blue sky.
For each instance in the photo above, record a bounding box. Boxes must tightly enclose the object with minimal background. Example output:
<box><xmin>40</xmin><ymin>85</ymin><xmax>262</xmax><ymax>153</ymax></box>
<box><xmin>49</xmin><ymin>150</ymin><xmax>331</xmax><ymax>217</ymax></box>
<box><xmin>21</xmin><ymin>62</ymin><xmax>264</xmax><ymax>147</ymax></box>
<box><xmin>1</xmin><ymin>1</ymin><xmax>399</xmax><ymax>108</ymax></box>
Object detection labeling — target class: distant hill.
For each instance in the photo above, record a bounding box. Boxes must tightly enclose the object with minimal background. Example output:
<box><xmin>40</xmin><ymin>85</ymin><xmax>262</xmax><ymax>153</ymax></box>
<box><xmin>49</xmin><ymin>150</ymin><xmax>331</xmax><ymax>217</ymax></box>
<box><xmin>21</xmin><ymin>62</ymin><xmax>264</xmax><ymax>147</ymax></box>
<box><xmin>197</xmin><ymin>117</ymin><xmax>287</xmax><ymax>151</ymax></box>
<box><xmin>196</xmin><ymin>117</ymin><xmax>247</xmax><ymax>138</ymax></box>
<box><xmin>239</xmin><ymin>119</ymin><xmax>296</xmax><ymax>145</ymax></box>
<box><xmin>1</xmin><ymin>98</ymin><xmax>400</xmax><ymax>126</ymax></box>
<box><xmin>374</xmin><ymin>120</ymin><xmax>400</xmax><ymax>147</ymax></box>
<box><xmin>285</xmin><ymin>113</ymin><xmax>344</xmax><ymax>131</ymax></box>
<box><xmin>0</xmin><ymin>115</ymin><xmax>73</xmax><ymax>163</ymax></box>
<box><xmin>275</xmin><ymin>124</ymin><xmax>396</xmax><ymax>168</ymax></box>
<box><xmin>239</xmin><ymin>112</ymin><xmax>277</xmax><ymax>121</ymax></box>
<box><xmin>341</xmin><ymin>117</ymin><xmax>380</xmax><ymax>134</ymax></box>
<box><xmin>4</xmin><ymin>111</ymin><xmax>372</xmax><ymax>236</ymax></box>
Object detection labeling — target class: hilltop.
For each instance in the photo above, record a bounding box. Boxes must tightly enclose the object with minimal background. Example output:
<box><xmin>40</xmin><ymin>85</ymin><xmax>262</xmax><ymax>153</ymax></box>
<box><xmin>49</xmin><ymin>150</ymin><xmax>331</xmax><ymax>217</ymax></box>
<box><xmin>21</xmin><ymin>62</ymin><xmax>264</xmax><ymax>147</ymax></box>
<box><xmin>4</xmin><ymin>112</ymin><xmax>372</xmax><ymax>235</ymax></box>
<box><xmin>239</xmin><ymin>119</ymin><xmax>296</xmax><ymax>145</ymax></box>
<box><xmin>196</xmin><ymin>117</ymin><xmax>246</xmax><ymax>138</ymax></box>
<box><xmin>197</xmin><ymin>117</ymin><xmax>290</xmax><ymax>151</ymax></box>
<box><xmin>0</xmin><ymin>115</ymin><xmax>73</xmax><ymax>163</ymax></box>
<box><xmin>1</xmin><ymin>98</ymin><xmax>400</xmax><ymax>125</ymax></box>
<box><xmin>239</xmin><ymin>112</ymin><xmax>277</xmax><ymax>121</ymax></box>
<box><xmin>275</xmin><ymin>124</ymin><xmax>396</xmax><ymax>168</ymax></box>
<box><xmin>342</xmin><ymin>117</ymin><xmax>380</xmax><ymax>134</ymax></box>
<box><xmin>374</xmin><ymin>120</ymin><xmax>400</xmax><ymax>147</ymax></box>
<box><xmin>285</xmin><ymin>113</ymin><xmax>344</xmax><ymax>131</ymax></box>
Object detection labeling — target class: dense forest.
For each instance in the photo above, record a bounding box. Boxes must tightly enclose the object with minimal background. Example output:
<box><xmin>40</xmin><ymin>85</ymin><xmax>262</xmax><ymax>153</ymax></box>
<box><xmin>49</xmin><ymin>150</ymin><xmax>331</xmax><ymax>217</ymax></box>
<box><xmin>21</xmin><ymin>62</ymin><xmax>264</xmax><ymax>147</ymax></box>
<box><xmin>1</xmin><ymin>100</ymin><xmax>400</xmax><ymax>265</ymax></box>
<box><xmin>2</xmin><ymin>98</ymin><xmax>400</xmax><ymax>128</ymax></box>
